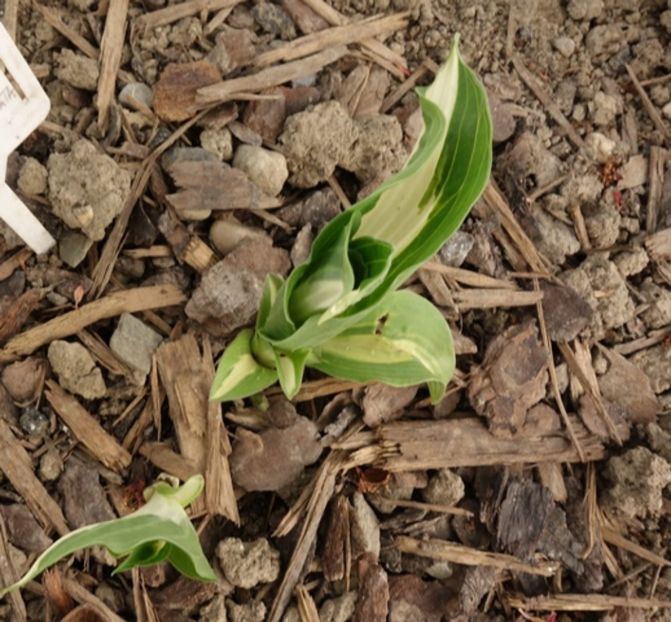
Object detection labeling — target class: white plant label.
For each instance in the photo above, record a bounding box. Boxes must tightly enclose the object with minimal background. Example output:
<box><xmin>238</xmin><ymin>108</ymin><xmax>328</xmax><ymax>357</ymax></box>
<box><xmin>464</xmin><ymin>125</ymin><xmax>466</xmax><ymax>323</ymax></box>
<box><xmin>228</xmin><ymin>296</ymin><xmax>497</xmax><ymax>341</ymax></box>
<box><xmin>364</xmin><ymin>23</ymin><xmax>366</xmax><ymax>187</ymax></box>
<box><xmin>0</xmin><ymin>23</ymin><xmax>54</xmax><ymax>254</ymax></box>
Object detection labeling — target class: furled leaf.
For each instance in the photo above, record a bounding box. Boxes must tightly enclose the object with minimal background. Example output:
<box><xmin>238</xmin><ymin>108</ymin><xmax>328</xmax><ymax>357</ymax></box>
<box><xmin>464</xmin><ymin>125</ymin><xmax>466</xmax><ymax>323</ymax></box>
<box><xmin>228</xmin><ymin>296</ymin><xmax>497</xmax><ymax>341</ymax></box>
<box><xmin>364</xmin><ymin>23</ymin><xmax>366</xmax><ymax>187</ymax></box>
<box><xmin>0</xmin><ymin>476</ymin><xmax>215</xmax><ymax>597</ymax></box>
<box><xmin>210</xmin><ymin>328</ymin><xmax>277</xmax><ymax>401</ymax></box>
<box><xmin>309</xmin><ymin>290</ymin><xmax>454</xmax><ymax>402</ymax></box>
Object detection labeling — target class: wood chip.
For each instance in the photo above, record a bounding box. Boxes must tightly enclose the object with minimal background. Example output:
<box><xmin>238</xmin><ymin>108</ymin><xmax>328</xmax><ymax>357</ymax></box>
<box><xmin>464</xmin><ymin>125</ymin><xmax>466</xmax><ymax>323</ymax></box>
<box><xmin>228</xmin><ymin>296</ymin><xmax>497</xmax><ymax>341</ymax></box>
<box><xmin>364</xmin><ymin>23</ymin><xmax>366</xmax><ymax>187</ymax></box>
<box><xmin>0</xmin><ymin>285</ymin><xmax>185</xmax><ymax>362</ymax></box>
<box><xmin>252</xmin><ymin>12</ymin><xmax>408</xmax><ymax>69</ymax></box>
<box><xmin>0</xmin><ymin>513</ymin><xmax>26</xmax><ymax>618</ymax></box>
<box><xmin>0</xmin><ymin>418</ymin><xmax>69</xmax><ymax>535</ymax></box>
<box><xmin>646</xmin><ymin>227</ymin><xmax>671</xmax><ymax>260</ymax></box>
<box><xmin>138</xmin><ymin>0</ymin><xmax>244</xmax><ymax>29</ymax></box>
<box><xmin>157</xmin><ymin>209</ymin><xmax>218</xmax><ymax>273</ymax></box>
<box><xmin>45</xmin><ymin>380</ymin><xmax>132</xmax><ymax>472</ymax></box>
<box><xmin>395</xmin><ymin>536</ymin><xmax>560</xmax><ymax>577</ymax></box>
<box><xmin>154</xmin><ymin>61</ymin><xmax>221</xmax><ymax>122</ymax></box>
<box><xmin>97</xmin><ymin>0</ymin><xmax>128</xmax><ymax>129</ymax></box>
<box><xmin>139</xmin><ymin>442</ymin><xmax>199</xmax><ymax>481</ymax></box>
<box><xmin>647</xmin><ymin>146</ymin><xmax>667</xmax><ymax>233</ymax></box>
<box><xmin>197</xmin><ymin>45</ymin><xmax>347</xmax><ymax>105</ymax></box>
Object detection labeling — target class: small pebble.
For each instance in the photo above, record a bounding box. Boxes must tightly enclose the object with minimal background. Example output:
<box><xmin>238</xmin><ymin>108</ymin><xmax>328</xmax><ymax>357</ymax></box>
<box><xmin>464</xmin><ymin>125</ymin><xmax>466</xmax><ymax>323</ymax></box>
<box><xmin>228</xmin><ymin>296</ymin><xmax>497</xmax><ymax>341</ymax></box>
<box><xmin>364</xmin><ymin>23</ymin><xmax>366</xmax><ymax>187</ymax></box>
<box><xmin>662</xmin><ymin>101</ymin><xmax>671</xmax><ymax>121</ymax></box>
<box><xmin>119</xmin><ymin>82</ymin><xmax>154</xmax><ymax>111</ymax></box>
<box><xmin>19</xmin><ymin>408</ymin><xmax>50</xmax><ymax>437</ymax></box>
<box><xmin>233</xmin><ymin>145</ymin><xmax>288</xmax><ymax>196</ymax></box>
<box><xmin>17</xmin><ymin>158</ymin><xmax>48</xmax><ymax>196</ymax></box>
<box><xmin>552</xmin><ymin>36</ymin><xmax>576</xmax><ymax>57</ymax></box>
<box><xmin>209</xmin><ymin>218</ymin><xmax>270</xmax><ymax>255</ymax></box>
<box><xmin>200</xmin><ymin>127</ymin><xmax>234</xmax><ymax>161</ymax></box>
<box><xmin>39</xmin><ymin>449</ymin><xmax>64</xmax><ymax>481</ymax></box>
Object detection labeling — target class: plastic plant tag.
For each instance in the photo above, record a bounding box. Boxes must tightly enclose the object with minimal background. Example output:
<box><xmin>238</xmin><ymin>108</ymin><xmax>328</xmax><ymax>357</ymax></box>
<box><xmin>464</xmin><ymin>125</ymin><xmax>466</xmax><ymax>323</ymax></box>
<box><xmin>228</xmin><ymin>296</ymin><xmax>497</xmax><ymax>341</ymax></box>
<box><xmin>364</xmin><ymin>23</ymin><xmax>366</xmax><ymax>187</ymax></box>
<box><xmin>0</xmin><ymin>23</ymin><xmax>54</xmax><ymax>254</ymax></box>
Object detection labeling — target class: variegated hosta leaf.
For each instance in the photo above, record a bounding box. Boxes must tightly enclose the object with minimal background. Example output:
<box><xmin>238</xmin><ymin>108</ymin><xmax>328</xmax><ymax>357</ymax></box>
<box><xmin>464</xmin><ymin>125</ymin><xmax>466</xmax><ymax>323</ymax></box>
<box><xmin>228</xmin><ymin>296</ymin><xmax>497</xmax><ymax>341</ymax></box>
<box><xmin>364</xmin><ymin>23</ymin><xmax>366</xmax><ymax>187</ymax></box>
<box><xmin>210</xmin><ymin>37</ymin><xmax>492</xmax><ymax>403</ymax></box>
<box><xmin>0</xmin><ymin>476</ymin><xmax>216</xmax><ymax>597</ymax></box>
<box><xmin>309</xmin><ymin>290</ymin><xmax>454</xmax><ymax>402</ymax></box>
<box><xmin>209</xmin><ymin>328</ymin><xmax>277</xmax><ymax>401</ymax></box>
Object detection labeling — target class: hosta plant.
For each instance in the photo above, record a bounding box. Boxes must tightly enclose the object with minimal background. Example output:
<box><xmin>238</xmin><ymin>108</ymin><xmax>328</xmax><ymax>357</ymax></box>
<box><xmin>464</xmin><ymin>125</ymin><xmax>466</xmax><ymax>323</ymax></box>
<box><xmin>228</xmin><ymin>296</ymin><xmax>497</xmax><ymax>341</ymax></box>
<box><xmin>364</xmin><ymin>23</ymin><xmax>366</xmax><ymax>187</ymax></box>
<box><xmin>211</xmin><ymin>38</ymin><xmax>492</xmax><ymax>404</ymax></box>
<box><xmin>0</xmin><ymin>475</ymin><xmax>215</xmax><ymax>596</ymax></box>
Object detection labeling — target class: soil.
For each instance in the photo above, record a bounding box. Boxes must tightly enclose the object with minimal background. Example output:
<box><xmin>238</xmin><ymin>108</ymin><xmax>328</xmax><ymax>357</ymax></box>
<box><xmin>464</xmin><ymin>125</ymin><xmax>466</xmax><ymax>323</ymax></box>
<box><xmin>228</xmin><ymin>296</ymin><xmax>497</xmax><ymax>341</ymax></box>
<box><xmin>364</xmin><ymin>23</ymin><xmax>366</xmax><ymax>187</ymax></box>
<box><xmin>1</xmin><ymin>0</ymin><xmax>671</xmax><ymax>620</ymax></box>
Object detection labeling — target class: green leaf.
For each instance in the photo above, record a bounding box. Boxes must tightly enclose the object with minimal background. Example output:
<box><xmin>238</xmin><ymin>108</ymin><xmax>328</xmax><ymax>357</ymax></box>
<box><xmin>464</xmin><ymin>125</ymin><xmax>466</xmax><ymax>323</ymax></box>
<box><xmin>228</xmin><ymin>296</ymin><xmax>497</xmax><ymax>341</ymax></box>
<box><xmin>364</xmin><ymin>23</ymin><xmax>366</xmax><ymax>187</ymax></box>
<box><xmin>309</xmin><ymin>290</ymin><xmax>454</xmax><ymax>401</ymax></box>
<box><xmin>210</xmin><ymin>329</ymin><xmax>277</xmax><ymax>402</ymax></box>
<box><xmin>0</xmin><ymin>476</ymin><xmax>215</xmax><ymax>597</ymax></box>
<box><xmin>273</xmin><ymin>348</ymin><xmax>309</xmax><ymax>399</ymax></box>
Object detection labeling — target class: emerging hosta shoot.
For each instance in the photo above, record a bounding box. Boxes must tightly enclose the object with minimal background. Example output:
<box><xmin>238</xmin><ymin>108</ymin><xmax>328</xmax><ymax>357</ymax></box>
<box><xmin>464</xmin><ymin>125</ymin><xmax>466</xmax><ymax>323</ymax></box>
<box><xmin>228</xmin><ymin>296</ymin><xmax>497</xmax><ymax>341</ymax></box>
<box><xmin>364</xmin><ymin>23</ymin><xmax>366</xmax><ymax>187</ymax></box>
<box><xmin>211</xmin><ymin>39</ymin><xmax>492</xmax><ymax>404</ymax></box>
<box><xmin>0</xmin><ymin>475</ymin><xmax>215</xmax><ymax>596</ymax></box>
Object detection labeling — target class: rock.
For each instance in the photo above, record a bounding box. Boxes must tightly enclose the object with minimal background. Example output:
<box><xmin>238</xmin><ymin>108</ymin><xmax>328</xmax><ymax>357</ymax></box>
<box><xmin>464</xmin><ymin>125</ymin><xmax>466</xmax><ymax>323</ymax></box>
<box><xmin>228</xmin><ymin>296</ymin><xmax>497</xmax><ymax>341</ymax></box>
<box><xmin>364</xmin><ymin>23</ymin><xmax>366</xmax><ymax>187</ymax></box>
<box><xmin>586</xmin><ymin>24</ymin><xmax>627</xmax><ymax>58</ymax></box>
<box><xmin>362</xmin><ymin>384</ymin><xmax>416</xmax><ymax>428</ymax></box>
<box><xmin>119</xmin><ymin>82</ymin><xmax>153</xmax><ymax>110</ymax></box>
<box><xmin>216</xmin><ymin>538</ymin><xmax>280</xmax><ymax>588</ymax></box>
<box><xmin>252</xmin><ymin>0</ymin><xmax>296</xmax><ymax>39</ymax></box>
<box><xmin>647</xmin><ymin>423</ymin><xmax>671</xmax><ymax>464</ymax></box>
<box><xmin>59</xmin><ymin>230</ymin><xmax>94</xmax><ymax>268</ymax></box>
<box><xmin>422</xmin><ymin>469</ymin><xmax>465</xmax><ymax>506</ymax></box>
<box><xmin>591</xmin><ymin>92</ymin><xmax>619</xmax><ymax>127</ymax></box>
<box><xmin>0</xmin><ymin>504</ymin><xmax>52</xmax><ymax>553</ymax></box>
<box><xmin>353</xmin><ymin>553</ymin><xmax>389</xmax><ymax>622</ymax></box>
<box><xmin>233</xmin><ymin>145</ymin><xmax>288</xmax><ymax>196</ymax></box>
<box><xmin>506</xmin><ymin>132</ymin><xmax>562</xmax><ymax>189</ymax></box>
<box><xmin>19</xmin><ymin>408</ymin><xmax>49</xmax><ymax>437</ymax></box>
<box><xmin>153</xmin><ymin>60</ymin><xmax>221</xmax><ymax>122</ymax></box>
<box><xmin>227</xmin><ymin>600</ymin><xmax>266</xmax><ymax>622</ymax></box>
<box><xmin>290</xmin><ymin>223</ymin><xmax>313</xmax><ymax>266</ymax></box>
<box><xmin>1</xmin><ymin>357</ymin><xmax>46</xmax><ymax>403</ymax></box>
<box><xmin>39</xmin><ymin>448</ymin><xmax>64</xmax><ymax>481</ymax></box>
<box><xmin>613</xmin><ymin>248</ymin><xmax>648</xmax><ymax>277</ymax></box>
<box><xmin>48</xmin><ymin>340</ymin><xmax>107</xmax><ymax>400</ymax></box>
<box><xmin>58</xmin><ymin>459</ymin><xmax>116</xmax><ymax>527</ymax></box>
<box><xmin>584</xmin><ymin>204</ymin><xmax>621</xmax><ymax>249</ymax></box>
<box><xmin>540</xmin><ymin>282</ymin><xmax>593</xmax><ymax>342</ymax></box>
<box><xmin>585</xmin><ymin>132</ymin><xmax>616</xmax><ymax>163</ymax></box>
<box><xmin>200</xmin><ymin>127</ymin><xmax>233</xmax><ymax>160</ymax></box>
<box><xmin>601</xmin><ymin>447</ymin><xmax>671</xmax><ymax>521</ymax></box>
<box><xmin>110</xmin><ymin>313</ymin><xmax>163</xmax><ymax>381</ymax></box>
<box><xmin>439</xmin><ymin>231</ymin><xmax>475</xmax><ymax>267</ymax></box>
<box><xmin>618</xmin><ymin>155</ymin><xmax>647</xmax><ymax>189</ymax></box>
<box><xmin>230</xmin><ymin>416</ymin><xmax>322</xmax><ymax>491</ymax></box>
<box><xmin>200</xmin><ymin>595</ymin><xmax>228</xmax><ymax>622</ymax></box>
<box><xmin>17</xmin><ymin>157</ymin><xmax>48</xmax><ymax>195</ymax></box>
<box><xmin>279</xmin><ymin>101</ymin><xmax>357</xmax><ymax>188</ymax></box>
<box><xmin>632</xmin><ymin>345</ymin><xmax>671</xmax><ymax>394</ymax></box>
<box><xmin>598</xmin><ymin>349</ymin><xmax>658</xmax><ymax>424</ymax></box>
<box><xmin>54</xmin><ymin>49</ymin><xmax>99</xmax><ymax>90</ymax></box>
<box><xmin>368</xmin><ymin>471</ymin><xmax>426</xmax><ymax>514</ymax></box>
<box><xmin>388</xmin><ymin>575</ymin><xmax>451</xmax><ymax>622</ymax></box>
<box><xmin>319</xmin><ymin>592</ymin><xmax>358</xmax><ymax>622</ymax></box>
<box><xmin>276</xmin><ymin>187</ymin><xmax>341</xmax><ymax>231</ymax></box>
<box><xmin>552</xmin><ymin>36</ymin><xmax>576</xmax><ymax>58</ymax></box>
<box><xmin>208</xmin><ymin>28</ymin><xmax>257</xmax><ymax>74</ymax></box>
<box><xmin>561</xmin><ymin>255</ymin><xmax>634</xmax><ymax>337</ymax></box>
<box><xmin>351</xmin><ymin>492</ymin><xmax>380</xmax><ymax>559</ymax></box>
<box><xmin>341</xmin><ymin>115</ymin><xmax>406</xmax><ymax>184</ymax></box>
<box><xmin>209</xmin><ymin>217</ymin><xmax>271</xmax><ymax>255</ymax></box>
<box><xmin>524</xmin><ymin>205</ymin><xmax>580</xmax><ymax>265</ymax></box>
<box><xmin>468</xmin><ymin>321</ymin><xmax>547</xmax><ymax>438</ymax></box>
<box><xmin>47</xmin><ymin>139</ymin><xmax>132</xmax><ymax>241</ymax></box>
<box><xmin>487</xmin><ymin>92</ymin><xmax>517</xmax><ymax>143</ymax></box>
<box><xmin>458</xmin><ymin>566</ymin><xmax>498</xmax><ymax>615</ymax></box>
<box><xmin>567</xmin><ymin>0</ymin><xmax>603</xmax><ymax>20</ymax></box>
<box><xmin>186</xmin><ymin>238</ymin><xmax>290</xmax><ymax>337</ymax></box>
<box><xmin>663</xmin><ymin>101</ymin><xmax>671</xmax><ymax>120</ymax></box>
<box><xmin>639</xmin><ymin>280</ymin><xmax>671</xmax><ymax>330</ymax></box>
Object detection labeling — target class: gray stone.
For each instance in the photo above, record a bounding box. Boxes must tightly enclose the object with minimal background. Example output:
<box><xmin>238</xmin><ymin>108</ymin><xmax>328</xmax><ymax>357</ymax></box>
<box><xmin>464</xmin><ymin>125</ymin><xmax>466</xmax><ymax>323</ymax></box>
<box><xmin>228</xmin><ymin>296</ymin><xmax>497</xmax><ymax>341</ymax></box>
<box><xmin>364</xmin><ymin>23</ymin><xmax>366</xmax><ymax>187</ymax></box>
<box><xmin>48</xmin><ymin>139</ymin><xmax>132</xmax><ymax>241</ymax></box>
<box><xmin>119</xmin><ymin>82</ymin><xmax>153</xmax><ymax>110</ymax></box>
<box><xmin>233</xmin><ymin>145</ymin><xmax>288</xmax><ymax>196</ymax></box>
<box><xmin>567</xmin><ymin>0</ymin><xmax>603</xmax><ymax>20</ymax></box>
<box><xmin>54</xmin><ymin>49</ymin><xmax>99</xmax><ymax>90</ymax></box>
<box><xmin>351</xmin><ymin>492</ymin><xmax>380</xmax><ymax>559</ymax></box>
<box><xmin>48</xmin><ymin>340</ymin><xmax>107</xmax><ymax>400</ymax></box>
<box><xmin>553</xmin><ymin>36</ymin><xmax>576</xmax><ymax>57</ymax></box>
<box><xmin>525</xmin><ymin>204</ymin><xmax>580</xmax><ymax>265</ymax></box>
<box><xmin>110</xmin><ymin>313</ymin><xmax>163</xmax><ymax>381</ymax></box>
<box><xmin>17</xmin><ymin>157</ymin><xmax>48</xmax><ymax>195</ymax></box>
<box><xmin>0</xmin><ymin>504</ymin><xmax>52</xmax><ymax>553</ymax></box>
<box><xmin>422</xmin><ymin>469</ymin><xmax>465</xmax><ymax>507</ymax></box>
<box><xmin>439</xmin><ymin>231</ymin><xmax>475</xmax><ymax>267</ymax></box>
<box><xmin>209</xmin><ymin>218</ymin><xmax>270</xmax><ymax>255</ymax></box>
<box><xmin>58</xmin><ymin>459</ymin><xmax>116</xmax><ymax>527</ymax></box>
<box><xmin>632</xmin><ymin>345</ymin><xmax>671</xmax><ymax>394</ymax></box>
<box><xmin>216</xmin><ymin>538</ymin><xmax>280</xmax><ymax>588</ymax></box>
<box><xmin>59</xmin><ymin>230</ymin><xmax>93</xmax><ymax>268</ymax></box>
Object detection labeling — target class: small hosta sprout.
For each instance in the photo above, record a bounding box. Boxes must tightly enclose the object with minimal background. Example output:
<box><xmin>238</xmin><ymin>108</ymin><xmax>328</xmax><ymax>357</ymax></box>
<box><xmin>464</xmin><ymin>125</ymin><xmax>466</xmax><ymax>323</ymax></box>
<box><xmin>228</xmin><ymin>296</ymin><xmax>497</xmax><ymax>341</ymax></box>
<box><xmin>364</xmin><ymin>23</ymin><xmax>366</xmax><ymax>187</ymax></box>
<box><xmin>211</xmin><ymin>38</ymin><xmax>492</xmax><ymax>404</ymax></box>
<box><xmin>0</xmin><ymin>475</ymin><xmax>215</xmax><ymax>597</ymax></box>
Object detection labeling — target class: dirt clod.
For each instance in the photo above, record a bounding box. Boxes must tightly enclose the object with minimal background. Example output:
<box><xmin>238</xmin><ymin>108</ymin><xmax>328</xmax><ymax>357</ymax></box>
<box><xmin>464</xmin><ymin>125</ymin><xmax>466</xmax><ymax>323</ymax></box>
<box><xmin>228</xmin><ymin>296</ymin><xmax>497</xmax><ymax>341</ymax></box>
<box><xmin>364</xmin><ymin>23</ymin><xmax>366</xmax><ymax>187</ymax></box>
<box><xmin>216</xmin><ymin>538</ymin><xmax>280</xmax><ymax>588</ymax></box>
<box><xmin>48</xmin><ymin>340</ymin><xmax>107</xmax><ymax>400</ymax></box>
<box><xmin>232</xmin><ymin>145</ymin><xmax>288</xmax><ymax>196</ymax></box>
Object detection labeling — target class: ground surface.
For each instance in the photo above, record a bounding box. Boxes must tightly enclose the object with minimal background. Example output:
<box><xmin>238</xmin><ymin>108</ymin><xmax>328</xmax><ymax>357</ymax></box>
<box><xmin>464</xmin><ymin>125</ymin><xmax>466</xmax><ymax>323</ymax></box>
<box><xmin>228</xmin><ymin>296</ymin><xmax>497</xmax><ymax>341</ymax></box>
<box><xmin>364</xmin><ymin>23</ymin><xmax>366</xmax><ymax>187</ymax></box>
<box><xmin>0</xmin><ymin>0</ymin><xmax>671</xmax><ymax>620</ymax></box>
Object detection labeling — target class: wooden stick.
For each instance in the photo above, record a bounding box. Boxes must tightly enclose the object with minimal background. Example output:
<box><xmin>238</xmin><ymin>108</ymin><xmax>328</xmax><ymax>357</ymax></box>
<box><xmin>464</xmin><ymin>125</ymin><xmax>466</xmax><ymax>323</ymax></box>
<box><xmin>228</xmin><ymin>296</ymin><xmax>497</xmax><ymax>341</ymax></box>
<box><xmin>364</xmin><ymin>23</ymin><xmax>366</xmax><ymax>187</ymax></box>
<box><xmin>0</xmin><ymin>285</ymin><xmax>186</xmax><ymax>361</ymax></box>
<box><xmin>252</xmin><ymin>12</ymin><xmax>408</xmax><ymax>69</ymax></box>
<box><xmin>45</xmin><ymin>380</ymin><xmax>132</xmax><ymax>472</ymax></box>
<box><xmin>506</xmin><ymin>593</ymin><xmax>671</xmax><ymax>612</ymax></box>
<box><xmin>454</xmin><ymin>288</ymin><xmax>542</xmax><ymax>310</ymax></box>
<box><xmin>138</xmin><ymin>0</ymin><xmax>243</xmax><ymax>29</ymax></box>
<box><xmin>97</xmin><ymin>0</ymin><xmax>129</xmax><ymax>129</ymax></box>
<box><xmin>512</xmin><ymin>55</ymin><xmax>586</xmax><ymax>151</ymax></box>
<box><xmin>396</xmin><ymin>536</ymin><xmax>560</xmax><ymax>577</ymax></box>
<box><xmin>197</xmin><ymin>46</ymin><xmax>347</xmax><ymax>104</ymax></box>
<box><xmin>381</xmin><ymin>61</ymin><xmax>430</xmax><ymax>112</ymax></box>
<box><xmin>646</xmin><ymin>146</ymin><xmax>666</xmax><ymax>233</ymax></box>
<box><xmin>625</xmin><ymin>63</ymin><xmax>670</xmax><ymax>140</ymax></box>
<box><xmin>0</xmin><ymin>418</ymin><xmax>69</xmax><ymax>535</ymax></box>
<box><xmin>62</xmin><ymin>577</ymin><xmax>126</xmax><ymax>622</ymax></box>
